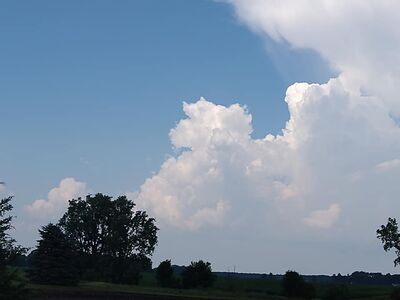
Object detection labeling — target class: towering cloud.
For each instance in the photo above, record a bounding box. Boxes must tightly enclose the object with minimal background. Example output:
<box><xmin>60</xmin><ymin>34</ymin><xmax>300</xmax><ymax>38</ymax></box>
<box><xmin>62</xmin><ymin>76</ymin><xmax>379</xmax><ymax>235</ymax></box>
<box><xmin>228</xmin><ymin>0</ymin><xmax>400</xmax><ymax>113</ymax></box>
<box><xmin>136</xmin><ymin>1</ymin><xmax>400</xmax><ymax>250</ymax></box>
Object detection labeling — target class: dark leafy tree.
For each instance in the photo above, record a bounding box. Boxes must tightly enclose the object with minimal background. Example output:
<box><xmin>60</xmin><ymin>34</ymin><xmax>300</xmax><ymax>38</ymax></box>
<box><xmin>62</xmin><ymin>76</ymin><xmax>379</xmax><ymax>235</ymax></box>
<box><xmin>377</xmin><ymin>217</ymin><xmax>400</xmax><ymax>266</ymax></box>
<box><xmin>58</xmin><ymin>193</ymin><xmax>158</xmax><ymax>283</ymax></box>
<box><xmin>30</xmin><ymin>223</ymin><xmax>79</xmax><ymax>285</ymax></box>
<box><xmin>181</xmin><ymin>260</ymin><xmax>215</xmax><ymax>289</ymax></box>
<box><xmin>282</xmin><ymin>271</ymin><xmax>315</xmax><ymax>299</ymax></box>
<box><xmin>156</xmin><ymin>259</ymin><xmax>174</xmax><ymax>287</ymax></box>
<box><xmin>0</xmin><ymin>196</ymin><xmax>28</xmax><ymax>300</ymax></box>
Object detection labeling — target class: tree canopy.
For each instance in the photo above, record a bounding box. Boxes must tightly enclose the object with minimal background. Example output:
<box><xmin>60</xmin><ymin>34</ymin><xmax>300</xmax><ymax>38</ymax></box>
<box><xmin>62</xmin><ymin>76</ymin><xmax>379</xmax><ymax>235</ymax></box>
<box><xmin>377</xmin><ymin>217</ymin><xmax>400</xmax><ymax>266</ymax></box>
<box><xmin>0</xmin><ymin>196</ymin><xmax>27</xmax><ymax>300</ymax></box>
<box><xmin>181</xmin><ymin>260</ymin><xmax>215</xmax><ymax>289</ymax></box>
<box><xmin>58</xmin><ymin>193</ymin><xmax>158</xmax><ymax>283</ymax></box>
<box><xmin>30</xmin><ymin>223</ymin><xmax>79</xmax><ymax>286</ymax></box>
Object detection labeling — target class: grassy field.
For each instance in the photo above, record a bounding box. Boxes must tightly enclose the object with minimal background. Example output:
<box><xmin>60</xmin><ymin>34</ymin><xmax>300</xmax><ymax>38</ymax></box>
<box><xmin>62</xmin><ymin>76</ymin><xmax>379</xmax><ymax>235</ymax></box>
<box><xmin>28</xmin><ymin>272</ymin><xmax>395</xmax><ymax>300</ymax></box>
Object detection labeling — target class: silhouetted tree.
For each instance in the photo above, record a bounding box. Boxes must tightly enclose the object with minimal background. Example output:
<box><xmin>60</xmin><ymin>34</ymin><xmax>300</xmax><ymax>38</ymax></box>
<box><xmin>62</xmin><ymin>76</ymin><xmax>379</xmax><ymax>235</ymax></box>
<box><xmin>181</xmin><ymin>260</ymin><xmax>215</xmax><ymax>289</ymax></box>
<box><xmin>377</xmin><ymin>217</ymin><xmax>400</xmax><ymax>266</ymax></box>
<box><xmin>156</xmin><ymin>259</ymin><xmax>174</xmax><ymax>287</ymax></box>
<box><xmin>282</xmin><ymin>271</ymin><xmax>315</xmax><ymax>299</ymax></box>
<box><xmin>0</xmin><ymin>196</ymin><xmax>27</xmax><ymax>300</ymax></box>
<box><xmin>30</xmin><ymin>223</ymin><xmax>79</xmax><ymax>285</ymax></box>
<box><xmin>58</xmin><ymin>193</ymin><xmax>158</xmax><ymax>283</ymax></box>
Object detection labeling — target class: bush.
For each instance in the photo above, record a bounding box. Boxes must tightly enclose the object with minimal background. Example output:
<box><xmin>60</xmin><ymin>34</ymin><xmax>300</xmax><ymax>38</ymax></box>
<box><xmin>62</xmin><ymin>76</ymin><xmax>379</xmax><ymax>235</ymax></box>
<box><xmin>181</xmin><ymin>260</ymin><xmax>215</xmax><ymax>289</ymax></box>
<box><xmin>323</xmin><ymin>285</ymin><xmax>350</xmax><ymax>300</ymax></box>
<box><xmin>156</xmin><ymin>260</ymin><xmax>174</xmax><ymax>287</ymax></box>
<box><xmin>282</xmin><ymin>270</ymin><xmax>315</xmax><ymax>299</ymax></box>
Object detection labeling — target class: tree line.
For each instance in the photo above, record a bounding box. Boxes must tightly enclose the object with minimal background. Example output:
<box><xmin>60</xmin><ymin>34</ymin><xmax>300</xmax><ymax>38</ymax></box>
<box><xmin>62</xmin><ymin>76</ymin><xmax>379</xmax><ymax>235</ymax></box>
<box><xmin>0</xmin><ymin>194</ymin><xmax>219</xmax><ymax>299</ymax></box>
<box><xmin>3</xmin><ymin>192</ymin><xmax>400</xmax><ymax>299</ymax></box>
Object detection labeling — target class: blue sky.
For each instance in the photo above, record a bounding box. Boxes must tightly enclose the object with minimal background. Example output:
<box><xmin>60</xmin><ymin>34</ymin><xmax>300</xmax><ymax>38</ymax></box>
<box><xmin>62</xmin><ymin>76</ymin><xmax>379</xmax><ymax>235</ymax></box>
<box><xmin>1</xmin><ymin>0</ymin><xmax>331</xmax><ymax>210</ymax></box>
<box><xmin>9</xmin><ymin>1</ymin><xmax>399</xmax><ymax>275</ymax></box>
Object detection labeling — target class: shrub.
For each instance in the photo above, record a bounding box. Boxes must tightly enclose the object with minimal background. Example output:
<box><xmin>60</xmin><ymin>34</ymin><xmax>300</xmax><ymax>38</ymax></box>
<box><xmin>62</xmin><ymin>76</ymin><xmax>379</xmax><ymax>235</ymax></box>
<box><xmin>181</xmin><ymin>260</ymin><xmax>215</xmax><ymax>289</ymax></box>
<box><xmin>282</xmin><ymin>270</ymin><xmax>315</xmax><ymax>299</ymax></box>
<box><xmin>156</xmin><ymin>260</ymin><xmax>174</xmax><ymax>287</ymax></box>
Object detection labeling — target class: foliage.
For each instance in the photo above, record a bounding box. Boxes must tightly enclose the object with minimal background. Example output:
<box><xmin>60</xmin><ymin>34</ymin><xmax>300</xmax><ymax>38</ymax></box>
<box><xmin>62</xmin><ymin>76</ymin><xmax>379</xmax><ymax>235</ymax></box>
<box><xmin>377</xmin><ymin>217</ymin><xmax>400</xmax><ymax>266</ymax></box>
<box><xmin>58</xmin><ymin>193</ymin><xmax>158</xmax><ymax>283</ymax></box>
<box><xmin>156</xmin><ymin>259</ymin><xmax>179</xmax><ymax>287</ymax></box>
<box><xmin>181</xmin><ymin>260</ymin><xmax>215</xmax><ymax>289</ymax></box>
<box><xmin>281</xmin><ymin>271</ymin><xmax>315</xmax><ymax>299</ymax></box>
<box><xmin>0</xmin><ymin>196</ymin><xmax>28</xmax><ymax>299</ymax></box>
<box><xmin>30</xmin><ymin>223</ymin><xmax>79</xmax><ymax>285</ymax></box>
<box><xmin>322</xmin><ymin>285</ymin><xmax>350</xmax><ymax>300</ymax></box>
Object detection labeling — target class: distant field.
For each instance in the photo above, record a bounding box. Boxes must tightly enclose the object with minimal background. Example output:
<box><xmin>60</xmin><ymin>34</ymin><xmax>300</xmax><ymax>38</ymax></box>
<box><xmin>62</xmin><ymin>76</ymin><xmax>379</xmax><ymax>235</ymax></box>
<box><xmin>28</xmin><ymin>272</ymin><xmax>394</xmax><ymax>300</ymax></box>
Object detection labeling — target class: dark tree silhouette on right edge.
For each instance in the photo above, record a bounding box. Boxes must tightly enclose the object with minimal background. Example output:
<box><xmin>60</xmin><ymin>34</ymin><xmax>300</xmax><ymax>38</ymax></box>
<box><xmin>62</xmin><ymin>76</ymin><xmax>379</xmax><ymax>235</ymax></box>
<box><xmin>377</xmin><ymin>217</ymin><xmax>400</xmax><ymax>266</ymax></box>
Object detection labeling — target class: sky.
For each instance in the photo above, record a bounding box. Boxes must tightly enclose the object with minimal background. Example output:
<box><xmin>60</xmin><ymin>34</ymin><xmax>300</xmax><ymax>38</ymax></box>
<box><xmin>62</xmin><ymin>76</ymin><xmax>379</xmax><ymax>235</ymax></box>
<box><xmin>2</xmin><ymin>0</ymin><xmax>400</xmax><ymax>275</ymax></box>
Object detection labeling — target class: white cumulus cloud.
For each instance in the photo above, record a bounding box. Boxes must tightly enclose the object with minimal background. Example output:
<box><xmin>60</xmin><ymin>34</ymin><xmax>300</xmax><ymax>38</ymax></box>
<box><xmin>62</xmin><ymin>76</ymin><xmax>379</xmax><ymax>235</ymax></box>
<box><xmin>227</xmin><ymin>0</ymin><xmax>400</xmax><ymax>114</ymax></box>
<box><xmin>137</xmin><ymin>78</ymin><xmax>400</xmax><ymax>235</ymax></box>
<box><xmin>25</xmin><ymin>177</ymin><xmax>90</xmax><ymax>219</ymax></box>
<box><xmin>135</xmin><ymin>2</ymin><xmax>400</xmax><ymax>240</ymax></box>
<box><xmin>375</xmin><ymin>159</ymin><xmax>400</xmax><ymax>172</ymax></box>
<box><xmin>304</xmin><ymin>204</ymin><xmax>341</xmax><ymax>229</ymax></box>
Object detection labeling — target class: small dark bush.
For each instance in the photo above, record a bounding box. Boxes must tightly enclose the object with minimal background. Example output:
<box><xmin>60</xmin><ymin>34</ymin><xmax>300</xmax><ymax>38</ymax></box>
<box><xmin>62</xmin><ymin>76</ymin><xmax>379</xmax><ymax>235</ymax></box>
<box><xmin>282</xmin><ymin>270</ymin><xmax>315</xmax><ymax>299</ymax></box>
<box><xmin>156</xmin><ymin>260</ymin><xmax>176</xmax><ymax>287</ymax></box>
<box><xmin>181</xmin><ymin>260</ymin><xmax>215</xmax><ymax>289</ymax></box>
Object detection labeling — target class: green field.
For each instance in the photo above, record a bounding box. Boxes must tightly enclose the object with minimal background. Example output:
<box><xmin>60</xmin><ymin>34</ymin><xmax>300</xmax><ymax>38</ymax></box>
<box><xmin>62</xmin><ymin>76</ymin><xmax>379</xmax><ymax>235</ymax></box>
<box><xmin>28</xmin><ymin>272</ymin><xmax>394</xmax><ymax>300</ymax></box>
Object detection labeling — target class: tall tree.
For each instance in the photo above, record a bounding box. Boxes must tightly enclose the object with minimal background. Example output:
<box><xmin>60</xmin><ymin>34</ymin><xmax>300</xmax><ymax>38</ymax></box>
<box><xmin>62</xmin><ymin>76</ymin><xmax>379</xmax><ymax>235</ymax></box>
<box><xmin>0</xmin><ymin>196</ymin><xmax>27</xmax><ymax>300</ymax></box>
<box><xmin>58</xmin><ymin>193</ymin><xmax>158</xmax><ymax>283</ymax></box>
<box><xmin>30</xmin><ymin>223</ymin><xmax>79</xmax><ymax>285</ymax></box>
<box><xmin>377</xmin><ymin>217</ymin><xmax>400</xmax><ymax>266</ymax></box>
